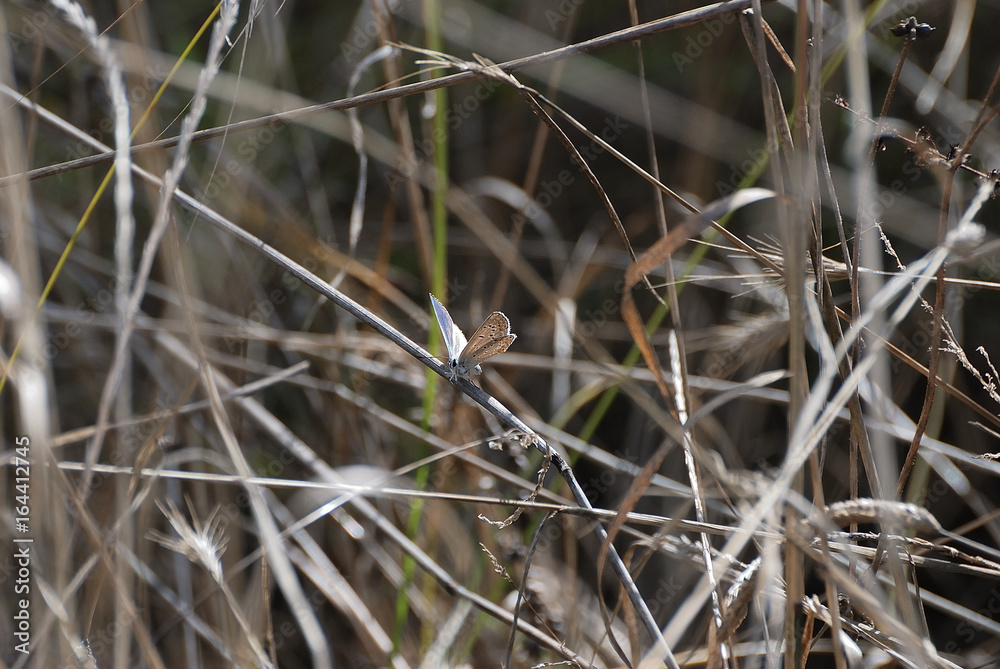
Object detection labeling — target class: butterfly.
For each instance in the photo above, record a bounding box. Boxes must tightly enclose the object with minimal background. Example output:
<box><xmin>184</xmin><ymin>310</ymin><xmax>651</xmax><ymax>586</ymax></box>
<box><xmin>429</xmin><ymin>293</ymin><xmax>516</xmax><ymax>381</ymax></box>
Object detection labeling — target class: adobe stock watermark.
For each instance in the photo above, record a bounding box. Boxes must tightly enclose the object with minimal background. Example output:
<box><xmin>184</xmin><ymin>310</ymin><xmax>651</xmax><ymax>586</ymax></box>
<box><xmin>716</xmin><ymin>104</ymin><xmax>811</xmax><ymax>197</ymax></box>
<box><xmin>672</xmin><ymin>12</ymin><xmax>738</xmax><ymax>73</ymax></box>
<box><xmin>891</xmin><ymin>247</ymin><xmax>1000</xmax><ymax>380</ymax></box>
<box><xmin>576</xmin><ymin>280</ymin><xmax>626</xmax><ymax>340</ymax></box>
<box><xmin>646</xmin><ymin>575</ymin><xmax>684</xmax><ymax>618</ymax></box>
<box><xmin>520</xmin><ymin>115</ymin><xmax>630</xmax><ymax>220</ymax></box>
<box><xmin>385</xmin><ymin>77</ymin><xmax>505</xmax><ymax>190</ymax></box>
<box><xmin>219</xmin><ymin>229</ymin><xmax>348</xmax><ymax>355</ymax></box>
<box><xmin>944</xmin><ymin>585</ymin><xmax>1000</xmax><ymax>656</ymax></box>
<box><xmin>544</xmin><ymin>0</ymin><xmax>586</xmax><ymax>31</ymax></box>
<box><xmin>698</xmin><ymin>338</ymin><xmax>761</xmax><ymax>380</ymax></box>
<box><xmin>530</xmin><ymin>442</ymin><xmax>648</xmax><ymax>556</ymax></box>
<box><xmin>6</xmin><ymin>3</ymin><xmax>59</xmax><ymax>52</ymax></box>
<box><xmin>58</xmin><ymin>63</ymin><xmax>171</xmax><ymax>177</ymax></box>
<box><xmin>23</xmin><ymin>275</ymin><xmax>126</xmax><ymax>371</ymax></box>
<box><xmin>202</xmin><ymin>116</ymin><xmax>288</xmax><ymax>201</ymax></box>
<box><xmin>222</xmin><ymin>288</ymin><xmax>289</xmax><ymax>354</ymax></box>
<box><xmin>339</xmin><ymin>0</ymin><xmax>408</xmax><ymax>64</ymax></box>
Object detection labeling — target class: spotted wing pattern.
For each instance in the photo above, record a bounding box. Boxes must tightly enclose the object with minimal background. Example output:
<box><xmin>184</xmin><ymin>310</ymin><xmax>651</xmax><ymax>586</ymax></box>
<box><xmin>453</xmin><ymin>311</ymin><xmax>517</xmax><ymax>378</ymax></box>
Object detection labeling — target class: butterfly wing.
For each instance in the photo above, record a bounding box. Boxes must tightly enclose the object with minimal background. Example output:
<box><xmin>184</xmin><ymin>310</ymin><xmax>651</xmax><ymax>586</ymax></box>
<box><xmin>429</xmin><ymin>294</ymin><xmax>468</xmax><ymax>365</ymax></box>
<box><xmin>455</xmin><ymin>311</ymin><xmax>517</xmax><ymax>377</ymax></box>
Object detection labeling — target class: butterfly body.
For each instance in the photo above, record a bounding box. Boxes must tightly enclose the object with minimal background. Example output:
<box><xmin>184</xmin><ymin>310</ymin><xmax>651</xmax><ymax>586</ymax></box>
<box><xmin>430</xmin><ymin>294</ymin><xmax>516</xmax><ymax>381</ymax></box>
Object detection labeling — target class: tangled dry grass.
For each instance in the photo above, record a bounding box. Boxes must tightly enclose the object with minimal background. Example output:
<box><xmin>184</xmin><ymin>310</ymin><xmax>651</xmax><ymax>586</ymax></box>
<box><xmin>3</xmin><ymin>1</ymin><xmax>1000</xmax><ymax>667</ymax></box>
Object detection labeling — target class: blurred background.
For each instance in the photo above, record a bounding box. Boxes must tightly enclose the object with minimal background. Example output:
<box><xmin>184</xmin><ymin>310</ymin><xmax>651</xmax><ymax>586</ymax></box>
<box><xmin>3</xmin><ymin>1</ymin><xmax>1000</xmax><ymax>667</ymax></box>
